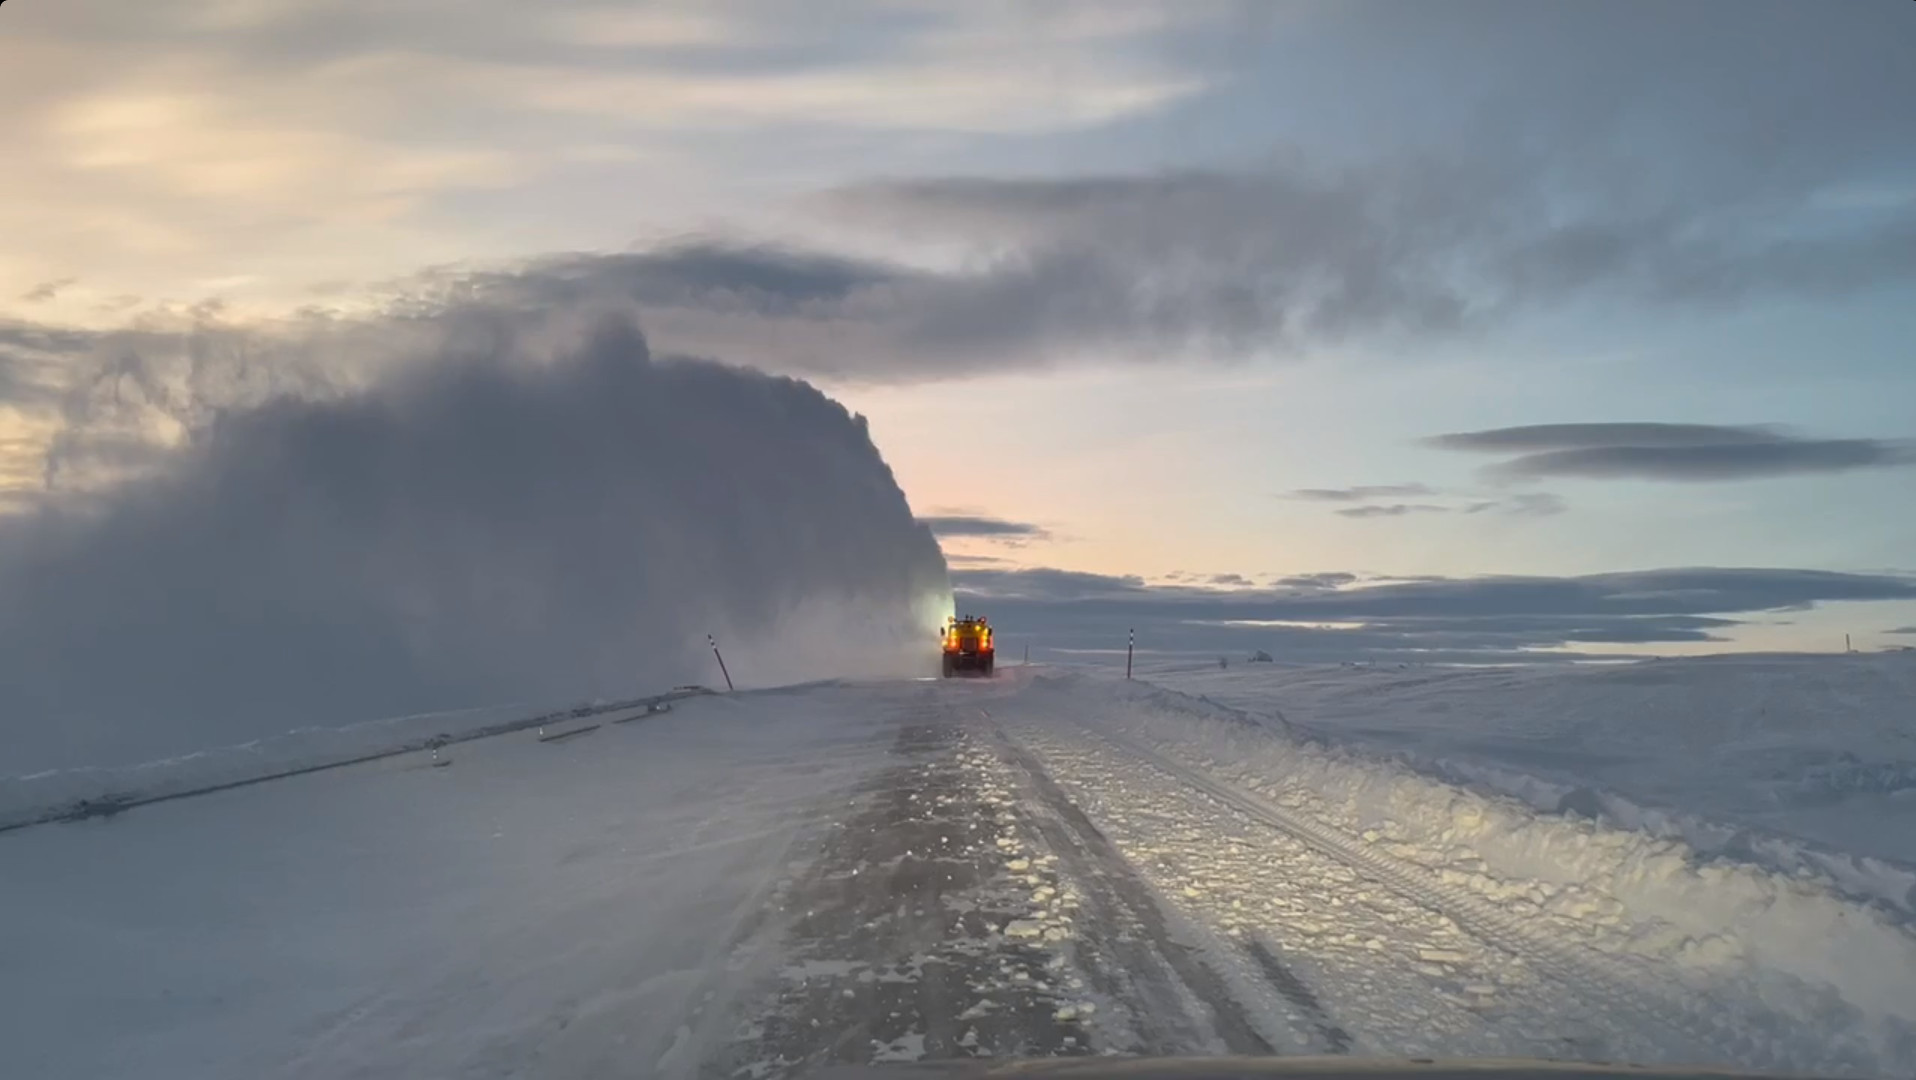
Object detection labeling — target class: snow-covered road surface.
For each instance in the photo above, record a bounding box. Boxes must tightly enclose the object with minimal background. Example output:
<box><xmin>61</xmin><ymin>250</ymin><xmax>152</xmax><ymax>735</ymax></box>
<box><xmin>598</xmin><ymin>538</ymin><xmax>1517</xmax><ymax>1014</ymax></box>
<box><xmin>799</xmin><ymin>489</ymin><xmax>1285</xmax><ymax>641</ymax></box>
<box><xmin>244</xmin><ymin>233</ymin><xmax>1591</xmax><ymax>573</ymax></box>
<box><xmin>4</xmin><ymin>670</ymin><xmax>1913</xmax><ymax>1078</ymax></box>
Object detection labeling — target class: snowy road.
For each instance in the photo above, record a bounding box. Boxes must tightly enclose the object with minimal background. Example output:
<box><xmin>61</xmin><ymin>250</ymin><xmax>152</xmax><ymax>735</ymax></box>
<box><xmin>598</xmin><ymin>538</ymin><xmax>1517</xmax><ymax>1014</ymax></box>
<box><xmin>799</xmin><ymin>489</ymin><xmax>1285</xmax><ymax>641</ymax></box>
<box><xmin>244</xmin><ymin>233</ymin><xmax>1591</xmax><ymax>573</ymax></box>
<box><xmin>5</xmin><ymin>670</ymin><xmax>1914</xmax><ymax>1078</ymax></box>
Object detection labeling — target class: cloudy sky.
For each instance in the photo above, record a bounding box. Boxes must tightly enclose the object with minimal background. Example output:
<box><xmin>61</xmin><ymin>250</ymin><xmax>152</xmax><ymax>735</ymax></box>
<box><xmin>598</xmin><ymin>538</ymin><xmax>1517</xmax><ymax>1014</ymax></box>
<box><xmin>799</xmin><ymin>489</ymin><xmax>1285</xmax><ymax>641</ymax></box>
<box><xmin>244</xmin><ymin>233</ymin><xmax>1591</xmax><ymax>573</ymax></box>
<box><xmin>4</xmin><ymin>0</ymin><xmax>1915</xmax><ymax>661</ymax></box>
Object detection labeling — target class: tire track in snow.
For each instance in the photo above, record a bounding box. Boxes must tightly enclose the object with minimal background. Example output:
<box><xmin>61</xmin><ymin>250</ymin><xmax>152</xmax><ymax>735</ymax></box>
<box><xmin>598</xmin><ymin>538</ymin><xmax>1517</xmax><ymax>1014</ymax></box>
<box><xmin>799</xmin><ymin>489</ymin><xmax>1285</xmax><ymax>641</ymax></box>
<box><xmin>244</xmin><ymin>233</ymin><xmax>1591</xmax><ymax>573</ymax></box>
<box><xmin>1010</xmin><ymin>724</ymin><xmax>1574</xmax><ymax>1062</ymax></box>
<box><xmin>706</xmin><ymin>708</ymin><xmax>1095</xmax><ymax>1078</ymax></box>
<box><xmin>1240</xmin><ymin>935</ymin><xmax>1354</xmax><ymax>1055</ymax></box>
<box><xmin>994</xmin><ymin>734</ymin><xmax>1280</xmax><ymax>1056</ymax></box>
<box><xmin>1074</xmin><ymin>721</ymin><xmax>1792</xmax><ymax>1072</ymax></box>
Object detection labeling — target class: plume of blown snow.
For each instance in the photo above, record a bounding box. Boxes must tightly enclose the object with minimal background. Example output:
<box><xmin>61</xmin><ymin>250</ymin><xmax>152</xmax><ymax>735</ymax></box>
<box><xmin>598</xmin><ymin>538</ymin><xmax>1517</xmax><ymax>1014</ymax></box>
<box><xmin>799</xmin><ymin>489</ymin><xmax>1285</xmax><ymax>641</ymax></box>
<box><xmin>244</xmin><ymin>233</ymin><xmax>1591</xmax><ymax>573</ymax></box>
<box><xmin>0</xmin><ymin>317</ymin><xmax>951</xmax><ymax>774</ymax></box>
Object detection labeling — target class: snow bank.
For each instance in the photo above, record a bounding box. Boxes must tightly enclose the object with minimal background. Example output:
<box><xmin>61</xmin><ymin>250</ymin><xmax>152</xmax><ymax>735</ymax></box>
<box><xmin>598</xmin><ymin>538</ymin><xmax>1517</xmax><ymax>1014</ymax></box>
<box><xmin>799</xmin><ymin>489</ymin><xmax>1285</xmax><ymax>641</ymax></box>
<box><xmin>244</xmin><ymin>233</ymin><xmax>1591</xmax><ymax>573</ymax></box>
<box><xmin>1142</xmin><ymin>653</ymin><xmax>1916</xmax><ymax>909</ymax></box>
<box><xmin>0</xmin><ymin>693</ymin><xmax>704</xmax><ymax>831</ymax></box>
<box><xmin>0</xmin><ymin>685</ymin><xmax>904</xmax><ymax>1080</ymax></box>
<box><xmin>0</xmin><ymin>701</ymin><xmax>514</xmax><ymax>827</ymax></box>
<box><xmin>0</xmin><ymin>317</ymin><xmax>951</xmax><ymax>776</ymax></box>
<box><xmin>1034</xmin><ymin>673</ymin><xmax>1916</xmax><ymax>1070</ymax></box>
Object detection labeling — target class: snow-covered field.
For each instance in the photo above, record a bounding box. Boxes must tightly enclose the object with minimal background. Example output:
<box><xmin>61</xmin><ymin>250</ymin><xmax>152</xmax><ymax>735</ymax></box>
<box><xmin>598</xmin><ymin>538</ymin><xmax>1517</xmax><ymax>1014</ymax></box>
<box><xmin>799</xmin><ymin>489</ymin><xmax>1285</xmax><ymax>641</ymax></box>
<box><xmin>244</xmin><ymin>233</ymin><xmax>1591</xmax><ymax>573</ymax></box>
<box><xmin>0</xmin><ymin>687</ymin><xmax>905</xmax><ymax>1079</ymax></box>
<box><xmin>4</xmin><ymin>657</ymin><xmax>1914</xmax><ymax>1078</ymax></box>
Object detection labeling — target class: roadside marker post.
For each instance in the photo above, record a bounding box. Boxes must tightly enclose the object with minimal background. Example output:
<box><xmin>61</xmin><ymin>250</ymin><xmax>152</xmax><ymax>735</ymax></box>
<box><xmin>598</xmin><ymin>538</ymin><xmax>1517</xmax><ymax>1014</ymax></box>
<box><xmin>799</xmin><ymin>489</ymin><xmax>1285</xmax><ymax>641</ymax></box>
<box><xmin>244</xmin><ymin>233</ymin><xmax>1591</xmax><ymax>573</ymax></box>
<box><xmin>708</xmin><ymin>634</ymin><xmax>735</xmax><ymax>691</ymax></box>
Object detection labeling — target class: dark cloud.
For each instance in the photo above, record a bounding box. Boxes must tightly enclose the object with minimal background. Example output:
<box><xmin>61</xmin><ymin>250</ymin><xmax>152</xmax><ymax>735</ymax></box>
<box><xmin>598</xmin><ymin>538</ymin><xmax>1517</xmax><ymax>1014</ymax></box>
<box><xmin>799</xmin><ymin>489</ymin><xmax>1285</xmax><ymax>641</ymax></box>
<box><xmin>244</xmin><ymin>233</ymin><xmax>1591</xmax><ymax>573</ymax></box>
<box><xmin>0</xmin><ymin>490</ymin><xmax>52</xmax><ymax>516</ymax></box>
<box><xmin>0</xmin><ymin>320</ymin><xmax>98</xmax><ymax>358</ymax></box>
<box><xmin>1294</xmin><ymin>483</ymin><xmax>1565</xmax><ymax>519</ymax></box>
<box><xmin>953</xmin><ymin>567</ymin><xmax>1145</xmax><ymax>602</ymax></box>
<box><xmin>0</xmin><ymin>320</ymin><xmax>92</xmax><ymax>408</ymax></box>
<box><xmin>1384</xmin><ymin>613</ymin><xmax>1740</xmax><ymax>645</ymax></box>
<box><xmin>1274</xmin><ymin>572</ymin><xmax>1358</xmax><ymax>590</ymax></box>
<box><xmin>1209</xmin><ymin>573</ymin><xmax>1251</xmax><ymax>587</ymax></box>
<box><xmin>0</xmin><ymin>357</ymin><xmax>49</xmax><ymax>407</ymax></box>
<box><xmin>984</xmin><ymin>604</ymin><xmax>1725</xmax><ymax>662</ymax></box>
<box><xmin>1468</xmin><ymin>492</ymin><xmax>1568</xmax><ymax>517</ymax></box>
<box><xmin>436</xmin><ymin>244</ymin><xmax>907</xmax><ymax>318</ymax></box>
<box><xmin>16</xmin><ymin>80</ymin><xmax>1916</xmax><ymax>400</ymax></box>
<box><xmin>12</xmin><ymin>4</ymin><xmax>1914</xmax><ymax>390</ymax></box>
<box><xmin>1429</xmin><ymin>424</ymin><xmax>1793</xmax><ymax>452</ymax></box>
<box><xmin>390</xmin><ymin>37</ymin><xmax>1916</xmax><ymax>385</ymax></box>
<box><xmin>1430</xmin><ymin>423</ymin><xmax>1916</xmax><ymax>481</ymax></box>
<box><xmin>944</xmin><ymin>553</ymin><xmax>1009</xmax><ymax>567</ymax></box>
<box><xmin>0</xmin><ymin>317</ymin><xmax>950</xmax><ymax>774</ymax></box>
<box><xmin>1336</xmin><ymin>504</ymin><xmax>1449</xmax><ymax>519</ymax></box>
<box><xmin>1272</xmin><ymin>2</ymin><xmax>1916</xmax><ymax>227</ymax></box>
<box><xmin>793</xmin><ymin>157</ymin><xmax>1916</xmax><ymax>376</ymax></box>
<box><xmin>957</xmin><ymin>564</ymin><xmax>1916</xmax><ymax>660</ymax></box>
<box><xmin>916</xmin><ymin>514</ymin><xmax>1050</xmax><ymax>540</ymax></box>
<box><xmin>818</xmin><ymin>169</ymin><xmax>1474</xmax><ymax>352</ymax></box>
<box><xmin>1292</xmin><ymin>484</ymin><xmax>1435</xmax><ymax>502</ymax></box>
<box><xmin>1497</xmin><ymin>443</ymin><xmax>1909</xmax><ymax>482</ymax></box>
<box><xmin>20</xmin><ymin>278</ymin><xmax>76</xmax><ymax>304</ymax></box>
<box><xmin>1888</xmin><ymin>626</ymin><xmax>1916</xmax><ymax>636</ymax></box>
<box><xmin>958</xmin><ymin>565</ymin><xmax>1916</xmax><ymax>614</ymax></box>
<box><xmin>771</xmin><ymin>0</ymin><xmax>1915</xmax><ymax>376</ymax></box>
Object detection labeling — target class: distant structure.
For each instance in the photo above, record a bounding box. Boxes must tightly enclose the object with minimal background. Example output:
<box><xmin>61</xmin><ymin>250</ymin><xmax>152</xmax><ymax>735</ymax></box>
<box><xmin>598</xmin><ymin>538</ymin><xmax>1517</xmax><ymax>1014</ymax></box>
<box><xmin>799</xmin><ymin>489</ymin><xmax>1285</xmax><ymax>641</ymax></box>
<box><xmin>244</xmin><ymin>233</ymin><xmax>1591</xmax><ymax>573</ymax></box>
<box><xmin>1250</xmin><ymin>650</ymin><xmax>1274</xmax><ymax>663</ymax></box>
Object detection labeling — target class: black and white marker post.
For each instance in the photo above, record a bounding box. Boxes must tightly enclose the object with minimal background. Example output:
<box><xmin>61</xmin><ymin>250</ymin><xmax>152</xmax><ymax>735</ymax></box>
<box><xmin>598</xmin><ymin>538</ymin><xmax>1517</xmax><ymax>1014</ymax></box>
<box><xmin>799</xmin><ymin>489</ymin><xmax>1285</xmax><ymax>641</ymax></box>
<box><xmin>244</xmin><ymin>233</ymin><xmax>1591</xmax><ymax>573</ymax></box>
<box><xmin>708</xmin><ymin>634</ymin><xmax>735</xmax><ymax>691</ymax></box>
<box><xmin>1126</xmin><ymin>627</ymin><xmax>1134</xmax><ymax>680</ymax></box>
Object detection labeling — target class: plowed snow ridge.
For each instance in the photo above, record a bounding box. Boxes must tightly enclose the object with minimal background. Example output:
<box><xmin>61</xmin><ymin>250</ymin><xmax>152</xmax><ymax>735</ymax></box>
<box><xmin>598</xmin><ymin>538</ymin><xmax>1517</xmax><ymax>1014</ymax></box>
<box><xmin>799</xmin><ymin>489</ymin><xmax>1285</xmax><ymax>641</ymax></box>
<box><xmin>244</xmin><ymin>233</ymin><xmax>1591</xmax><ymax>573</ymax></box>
<box><xmin>1012</xmin><ymin>672</ymin><xmax>1916</xmax><ymax>1075</ymax></box>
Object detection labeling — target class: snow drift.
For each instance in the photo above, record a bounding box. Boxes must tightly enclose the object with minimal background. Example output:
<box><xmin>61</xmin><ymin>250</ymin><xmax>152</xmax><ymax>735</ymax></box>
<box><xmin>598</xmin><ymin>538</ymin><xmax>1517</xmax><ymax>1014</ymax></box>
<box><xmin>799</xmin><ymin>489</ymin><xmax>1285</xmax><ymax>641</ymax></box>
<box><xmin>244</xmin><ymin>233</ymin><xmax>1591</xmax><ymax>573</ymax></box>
<box><xmin>1139</xmin><ymin>652</ymin><xmax>1916</xmax><ymax>912</ymax></box>
<box><xmin>0</xmin><ymin>317</ymin><xmax>951</xmax><ymax>775</ymax></box>
<box><xmin>1024</xmin><ymin>673</ymin><xmax>1916</xmax><ymax>1072</ymax></box>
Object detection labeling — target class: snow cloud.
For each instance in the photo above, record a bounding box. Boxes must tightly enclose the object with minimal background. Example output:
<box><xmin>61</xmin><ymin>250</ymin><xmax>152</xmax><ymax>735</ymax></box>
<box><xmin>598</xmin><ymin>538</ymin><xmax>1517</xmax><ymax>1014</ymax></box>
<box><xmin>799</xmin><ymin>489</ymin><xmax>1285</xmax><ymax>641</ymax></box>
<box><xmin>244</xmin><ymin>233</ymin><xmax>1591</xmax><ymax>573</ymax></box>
<box><xmin>1429</xmin><ymin>423</ymin><xmax>1916</xmax><ymax>482</ymax></box>
<box><xmin>0</xmin><ymin>316</ymin><xmax>951</xmax><ymax>774</ymax></box>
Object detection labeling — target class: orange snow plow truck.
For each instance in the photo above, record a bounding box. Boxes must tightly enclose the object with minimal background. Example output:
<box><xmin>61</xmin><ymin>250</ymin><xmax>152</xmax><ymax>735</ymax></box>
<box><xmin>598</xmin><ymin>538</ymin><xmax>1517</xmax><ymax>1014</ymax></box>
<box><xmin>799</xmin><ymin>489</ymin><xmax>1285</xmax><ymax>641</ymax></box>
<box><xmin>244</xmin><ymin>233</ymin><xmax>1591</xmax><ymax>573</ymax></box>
<box><xmin>941</xmin><ymin>614</ymin><xmax>995</xmax><ymax>677</ymax></box>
